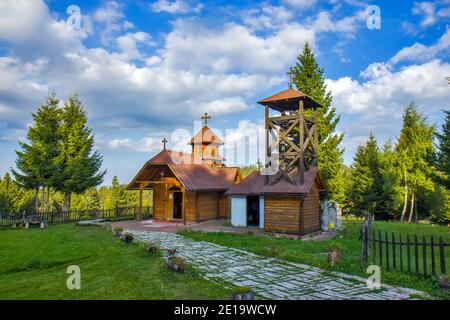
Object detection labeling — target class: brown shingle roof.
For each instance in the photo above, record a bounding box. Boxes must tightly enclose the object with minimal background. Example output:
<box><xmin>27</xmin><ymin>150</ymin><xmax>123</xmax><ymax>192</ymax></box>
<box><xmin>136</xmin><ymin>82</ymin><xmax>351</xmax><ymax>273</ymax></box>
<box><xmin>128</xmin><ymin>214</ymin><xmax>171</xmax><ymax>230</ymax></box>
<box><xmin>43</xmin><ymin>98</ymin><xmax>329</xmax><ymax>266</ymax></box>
<box><xmin>226</xmin><ymin>166</ymin><xmax>325</xmax><ymax>196</ymax></box>
<box><xmin>127</xmin><ymin>150</ymin><xmax>238</xmax><ymax>191</ymax></box>
<box><xmin>257</xmin><ymin>88</ymin><xmax>323</xmax><ymax>111</ymax></box>
<box><xmin>188</xmin><ymin>126</ymin><xmax>224</xmax><ymax>145</ymax></box>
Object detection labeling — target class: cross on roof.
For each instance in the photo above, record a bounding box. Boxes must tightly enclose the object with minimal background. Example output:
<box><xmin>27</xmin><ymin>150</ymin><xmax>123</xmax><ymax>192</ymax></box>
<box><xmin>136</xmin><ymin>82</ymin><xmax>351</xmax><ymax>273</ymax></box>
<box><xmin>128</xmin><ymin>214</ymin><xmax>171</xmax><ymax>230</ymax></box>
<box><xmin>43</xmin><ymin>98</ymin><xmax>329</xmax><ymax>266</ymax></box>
<box><xmin>287</xmin><ymin>67</ymin><xmax>295</xmax><ymax>89</ymax></box>
<box><xmin>162</xmin><ymin>137</ymin><xmax>168</xmax><ymax>150</ymax></box>
<box><xmin>160</xmin><ymin>171</ymin><xmax>165</xmax><ymax>179</ymax></box>
<box><xmin>201</xmin><ymin>112</ymin><xmax>211</xmax><ymax>126</ymax></box>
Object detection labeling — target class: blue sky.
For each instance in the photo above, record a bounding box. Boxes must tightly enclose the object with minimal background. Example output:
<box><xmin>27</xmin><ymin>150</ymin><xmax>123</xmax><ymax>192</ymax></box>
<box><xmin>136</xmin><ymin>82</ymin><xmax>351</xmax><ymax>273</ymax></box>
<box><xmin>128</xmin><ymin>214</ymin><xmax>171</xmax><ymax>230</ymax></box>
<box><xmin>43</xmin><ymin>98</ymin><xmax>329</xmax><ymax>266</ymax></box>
<box><xmin>0</xmin><ymin>0</ymin><xmax>449</xmax><ymax>185</ymax></box>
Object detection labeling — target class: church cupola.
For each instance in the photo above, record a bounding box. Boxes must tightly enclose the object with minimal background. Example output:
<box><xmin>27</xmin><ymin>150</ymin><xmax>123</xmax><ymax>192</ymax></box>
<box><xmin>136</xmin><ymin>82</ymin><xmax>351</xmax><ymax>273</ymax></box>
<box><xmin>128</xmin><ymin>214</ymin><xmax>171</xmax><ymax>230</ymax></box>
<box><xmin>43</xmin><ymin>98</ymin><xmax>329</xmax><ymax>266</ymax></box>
<box><xmin>188</xmin><ymin>113</ymin><xmax>225</xmax><ymax>168</ymax></box>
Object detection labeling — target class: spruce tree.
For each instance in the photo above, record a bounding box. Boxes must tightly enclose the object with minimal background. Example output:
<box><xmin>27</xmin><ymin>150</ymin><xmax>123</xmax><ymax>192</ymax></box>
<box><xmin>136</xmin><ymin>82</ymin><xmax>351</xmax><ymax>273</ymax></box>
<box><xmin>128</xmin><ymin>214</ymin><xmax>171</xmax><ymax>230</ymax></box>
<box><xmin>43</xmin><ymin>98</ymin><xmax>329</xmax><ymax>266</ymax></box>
<box><xmin>111</xmin><ymin>176</ymin><xmax>127</xmax><ymax>209</ymax></box>
<box><xmin>53</xmin><ymin>95</ymin><xmax>106</xmax><ymax>213</ymax></box>
<box><xmin>348</xmin><ymin>134</ymin><xmax>380</xmax><ymax>216</ymax></box>
<box><xmin>12</xmin><ymin>93</ymin><xmax>61</xmax><ymax>213</ymax></box>
<box><xmin>292</xmin><ymin>42</ymin><xmax>344</xmax><ymax>200</ymax></box>
<box><xmin>436</xmin><ymin>110</ymin><xmax>450</xmax><ymax>189</ymax></box>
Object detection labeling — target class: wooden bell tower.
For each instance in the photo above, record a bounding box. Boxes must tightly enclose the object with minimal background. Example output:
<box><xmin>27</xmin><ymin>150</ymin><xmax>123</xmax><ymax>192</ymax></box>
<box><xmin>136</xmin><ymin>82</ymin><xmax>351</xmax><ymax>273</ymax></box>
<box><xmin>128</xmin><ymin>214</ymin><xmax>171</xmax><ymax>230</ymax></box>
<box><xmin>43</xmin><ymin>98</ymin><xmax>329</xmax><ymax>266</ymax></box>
<box><xmin>258</xmin><ymin>85</ymin><xmax>322</xmax><ymax>186</ymax></box>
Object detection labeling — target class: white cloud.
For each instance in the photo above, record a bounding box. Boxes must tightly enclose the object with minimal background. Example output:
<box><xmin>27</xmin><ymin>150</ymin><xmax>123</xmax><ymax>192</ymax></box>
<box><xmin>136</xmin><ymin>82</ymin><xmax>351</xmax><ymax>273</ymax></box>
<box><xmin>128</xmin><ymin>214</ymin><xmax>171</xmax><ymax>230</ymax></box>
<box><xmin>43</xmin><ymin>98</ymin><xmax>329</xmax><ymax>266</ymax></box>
<box><xmin>282</xmin><ymin>0</ymin><xmax>318</xmax><ymax>9</ymax></box>
<box><xmin>413</xmin><ymin>1</ymin><xmax>437</xmax><ymax>27</ymax></box>
<box><xmin>116</xmin><ymin>31</ymin><xmax>154</xmax><ymax>61</ymax></box>
<box><xmin>412</xmin><ymin>1</ymin><xmax>450</xmax><ymax>28</ymax></box>
<box><xmin>150</xmin><ymin>0</ymin><xmax>202</xmax><ymax>14</ymax></box>
<box><xmin>390</xmin><ymin>28</ymin><xmax>450</xmax><ymax>65</ymax></box>
<box><xmin>107</xmin><ymin>137</ymin><xmax>161</xmax><ymax>152</ymax></box>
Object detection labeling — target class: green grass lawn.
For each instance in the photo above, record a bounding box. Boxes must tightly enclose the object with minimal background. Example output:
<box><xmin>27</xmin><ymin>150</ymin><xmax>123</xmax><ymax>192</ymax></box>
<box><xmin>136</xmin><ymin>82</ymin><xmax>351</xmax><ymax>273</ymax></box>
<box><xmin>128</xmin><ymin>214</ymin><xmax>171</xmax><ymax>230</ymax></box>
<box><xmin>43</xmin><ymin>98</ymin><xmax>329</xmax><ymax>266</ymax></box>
<box><xmin>0</xmin><ymin>224</ymin><xmax>230</xmax><ymax>300</ymax></box>
<box><xmin>179</xmin><ymin>221</ymin><xmax>450</xmax><ymax>299</ymax></box>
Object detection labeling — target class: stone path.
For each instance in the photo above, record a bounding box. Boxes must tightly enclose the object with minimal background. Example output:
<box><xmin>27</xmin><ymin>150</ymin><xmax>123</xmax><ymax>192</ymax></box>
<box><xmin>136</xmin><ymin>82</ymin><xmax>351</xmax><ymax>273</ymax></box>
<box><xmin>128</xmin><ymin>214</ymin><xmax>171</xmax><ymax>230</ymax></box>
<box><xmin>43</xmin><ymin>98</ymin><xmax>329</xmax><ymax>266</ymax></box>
<box><xmin>128</xmin><ymin>230</ymin><xmax>428</xmax><ymax>300</ymax></box>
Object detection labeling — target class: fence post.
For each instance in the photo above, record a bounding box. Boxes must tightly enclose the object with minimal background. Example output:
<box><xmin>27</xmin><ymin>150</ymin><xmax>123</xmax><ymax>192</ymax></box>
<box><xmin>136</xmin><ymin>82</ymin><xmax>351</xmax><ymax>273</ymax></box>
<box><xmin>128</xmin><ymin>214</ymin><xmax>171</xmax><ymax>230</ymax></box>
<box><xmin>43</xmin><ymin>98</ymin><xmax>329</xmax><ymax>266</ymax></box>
<box><xmin>422</xmin><ymin>235</ymin><xmax>427</xmax><ymax>277</ymax></box>
<box><xmin>360</xmin><ymin>213</ymin><xmax>371</xmax><ymax>265</ymax></box>
<box><xmin>399</xmin><ymin>234</ymin><xmax>403</xmax><ymax>272</ymax></box>
<box><xmin>12</xmin><ymin>214</ymin><xmax>16</xmax><ymax>229</ymax></box>
<box><xmin>414</xmin><ymin>235</ymin><xmax>419</xmax><ymax>275</ymax></box>
<box><xmin>392</xmin><ymin>233</ymin><xmax>396</xmax><ymax>271</ymax></box>
<box><xmin>406</xmin><ymin>234</ymin><xmax>411</xmax><ymax>273</ymax></box>
<box><xmin>385</xmin><ymin>231</ymin><xmax>389</xmax><ymax>271</ymax></box>
<box><xmin>439</xmin><ymin>237</ymin><xmax>446</xmax><ymax>275</ymax></box>
<box><xmin>430</xmin><ymin>236</ymin><xmax>435</xmax><ymax>275</ymax></box>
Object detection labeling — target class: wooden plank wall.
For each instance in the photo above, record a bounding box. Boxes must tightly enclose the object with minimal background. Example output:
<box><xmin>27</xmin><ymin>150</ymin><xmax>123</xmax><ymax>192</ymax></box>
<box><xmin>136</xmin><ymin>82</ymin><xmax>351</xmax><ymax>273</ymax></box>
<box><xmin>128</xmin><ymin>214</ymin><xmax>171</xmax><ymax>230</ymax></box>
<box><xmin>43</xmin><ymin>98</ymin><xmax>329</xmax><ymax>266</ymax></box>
<box><xmin>302</xmin><ymin>181</ymin><xmax>321</xmax><ymax>234</ymax></box>
<box><xmin>184</xmin><ymin>191</ymin><xmax>197</xmax><ymax>222</ymax></box>
<box><xmin>264</xmin><ymin>196</ymin><xmax>300</xmax><ymax>234</ymax></box>
<box><xmin>198</xmin><ymin>192</ymin><xmax>219</xmax><ymax>221</ymax></box>
<box><xmin>218</xmin><ymin>192</ymin><xmax>229</xmax><ymax>218</ymax></box>
<box><xmin>153</xmin><ymin>184</ymin><xmax>167</xmax><ymax>219</ymax></box>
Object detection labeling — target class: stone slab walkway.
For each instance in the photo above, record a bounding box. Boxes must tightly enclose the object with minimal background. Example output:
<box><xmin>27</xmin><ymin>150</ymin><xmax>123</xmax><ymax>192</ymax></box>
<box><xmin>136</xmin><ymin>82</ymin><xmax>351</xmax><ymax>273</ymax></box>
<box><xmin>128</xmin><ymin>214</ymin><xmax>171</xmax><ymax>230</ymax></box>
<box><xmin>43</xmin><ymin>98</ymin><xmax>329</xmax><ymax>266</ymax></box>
<box><xmin>127</xmin><ymin>230</ymin><xmax>428</xmax><ymax>300</ymax></box>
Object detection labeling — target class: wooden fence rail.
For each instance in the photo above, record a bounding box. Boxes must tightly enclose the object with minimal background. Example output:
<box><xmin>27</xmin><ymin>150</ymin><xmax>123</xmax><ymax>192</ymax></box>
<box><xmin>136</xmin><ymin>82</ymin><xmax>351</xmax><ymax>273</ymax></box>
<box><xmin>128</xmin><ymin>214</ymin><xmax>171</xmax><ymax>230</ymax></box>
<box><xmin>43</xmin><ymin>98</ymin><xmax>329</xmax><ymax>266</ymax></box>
<box><xmin>362</xmin><ymin>227</ymin><xmax>449</xmax><ymax>277</ymax></box>
<box><xmin>0</xmin><ymin>206</ymin><xmax>152</xmax><ymax>228</ymax></box>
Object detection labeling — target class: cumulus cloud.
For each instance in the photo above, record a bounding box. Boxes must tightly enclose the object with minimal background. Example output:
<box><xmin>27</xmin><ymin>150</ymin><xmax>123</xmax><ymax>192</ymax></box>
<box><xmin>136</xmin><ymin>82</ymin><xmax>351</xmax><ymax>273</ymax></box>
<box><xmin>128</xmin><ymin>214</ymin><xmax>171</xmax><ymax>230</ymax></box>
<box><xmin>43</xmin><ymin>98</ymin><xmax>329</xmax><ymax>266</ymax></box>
<box><xmin>150</xmin><ymin>0</ymin><xmax>202</xmax><ymax>14</ymax></box>
<box><xmin>412</xmin><ymin>1</ymin><xmax>450</xmax><ymax>28</ymax></box>
<box><xmin>390</xmin><ymin>28</ymin><xmax>450</xmax><ymax>65</ymax></box>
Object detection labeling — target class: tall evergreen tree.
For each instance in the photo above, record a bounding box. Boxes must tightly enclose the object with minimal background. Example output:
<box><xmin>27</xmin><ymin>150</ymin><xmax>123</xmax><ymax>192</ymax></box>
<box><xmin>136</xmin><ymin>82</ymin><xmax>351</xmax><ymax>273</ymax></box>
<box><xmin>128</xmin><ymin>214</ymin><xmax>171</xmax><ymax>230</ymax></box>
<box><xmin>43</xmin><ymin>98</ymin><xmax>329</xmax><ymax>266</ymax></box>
<box><xmin>348</xmin><ymin>134</ymin><xmax>387</xmax><ymax>218</ymax></box>
<box><xmin>53</xmin><ymin>95</ymin><xmax>106</xmax><ymax>213</ymax></box>
<box><xmin>396</xmin><ymin>103</ymin><xmax>436</xmax><ymax>222</ymax></box>
<box><xmin>111</xmin><ymin>176</ymin><xmax>127</xmax><ymax>209</ymax></box>
<box><xmin>12</xmin><ymin>93</ymin><xmax>61</xmax><ymax>213</ymax></box>
<box><xmin>292</xmin><ymin>42</ymin><xmax>344</xmax><ymax>200</ymax></box>
<box><xmin>436</xmin><ymin>110</ymin><xmax>450</xmax><ymax>189</ymax></box>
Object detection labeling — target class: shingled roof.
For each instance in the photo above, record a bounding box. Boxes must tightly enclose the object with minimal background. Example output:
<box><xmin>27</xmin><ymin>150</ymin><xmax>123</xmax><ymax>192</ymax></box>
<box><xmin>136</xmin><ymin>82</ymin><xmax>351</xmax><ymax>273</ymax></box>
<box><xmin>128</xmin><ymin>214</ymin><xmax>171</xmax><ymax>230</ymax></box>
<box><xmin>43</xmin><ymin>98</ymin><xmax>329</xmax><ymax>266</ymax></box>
<box><xmin>257</xmin><ymin>88</ymin><xmax>323</xmax><ymax>111</ymax></box>
<box><xmin>226</xmin><ymin>166</ymin><xmax>325</xmax><ymax>196</ymax></box>
<box><xmin>188</xmin><ymin>126</ymin><xmax>224</xmax><ymax>145</ymax></box>
<box><xmin>127</xmin><ymin>150</ymin><xmax>238</xmax><ymax>191</ymax></box>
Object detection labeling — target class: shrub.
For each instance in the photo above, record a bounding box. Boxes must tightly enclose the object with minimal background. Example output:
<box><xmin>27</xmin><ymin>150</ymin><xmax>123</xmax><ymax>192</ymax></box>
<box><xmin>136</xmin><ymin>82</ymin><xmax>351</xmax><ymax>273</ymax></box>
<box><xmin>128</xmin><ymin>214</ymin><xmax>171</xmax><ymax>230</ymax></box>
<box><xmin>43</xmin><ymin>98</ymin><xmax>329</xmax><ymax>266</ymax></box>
<box><xmin>166</xmin><ymin>256</ymin><xmax>188</xmax><ymax>273</ymax></box>
<box><xmin>113</xmin><ymin>227</ymin><xmax>123</xmax><ymax>232</ymax></box>
<box><xmin>144</xmin><ymin>242</ymin><xmax>162</xmax><ymax>256</ymax></box>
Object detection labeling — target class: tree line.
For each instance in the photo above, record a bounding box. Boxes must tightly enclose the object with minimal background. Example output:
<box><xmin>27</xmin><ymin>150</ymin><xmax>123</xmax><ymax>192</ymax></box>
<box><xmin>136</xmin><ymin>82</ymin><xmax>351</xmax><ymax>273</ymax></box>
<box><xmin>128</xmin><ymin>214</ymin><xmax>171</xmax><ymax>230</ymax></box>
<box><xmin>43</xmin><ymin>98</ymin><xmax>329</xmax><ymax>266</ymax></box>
<box><xmin>344</xmin><ymin>106</ymin><xmax>449</xmax><ymax>223</ymax></box>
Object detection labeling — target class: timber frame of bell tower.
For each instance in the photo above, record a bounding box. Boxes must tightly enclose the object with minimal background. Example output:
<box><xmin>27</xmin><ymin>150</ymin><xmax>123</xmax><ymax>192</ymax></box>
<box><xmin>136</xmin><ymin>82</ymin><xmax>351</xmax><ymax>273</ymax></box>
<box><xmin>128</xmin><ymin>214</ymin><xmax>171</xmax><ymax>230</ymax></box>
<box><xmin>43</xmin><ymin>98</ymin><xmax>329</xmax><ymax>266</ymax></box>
<box><xmin>258</xmin><ymin>87</ymin><xmax>321</xmax><ymax>186</ymax></box>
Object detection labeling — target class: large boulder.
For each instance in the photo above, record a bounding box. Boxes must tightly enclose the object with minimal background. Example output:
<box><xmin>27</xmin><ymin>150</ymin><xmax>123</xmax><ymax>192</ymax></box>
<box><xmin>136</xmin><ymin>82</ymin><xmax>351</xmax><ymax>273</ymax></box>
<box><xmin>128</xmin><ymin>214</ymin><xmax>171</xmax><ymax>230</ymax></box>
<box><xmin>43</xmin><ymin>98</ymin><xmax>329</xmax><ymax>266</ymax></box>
<box><xmin>320</xmin><ymin>200</ymin><xmax>343</xmax><ymax>232</ymax></box>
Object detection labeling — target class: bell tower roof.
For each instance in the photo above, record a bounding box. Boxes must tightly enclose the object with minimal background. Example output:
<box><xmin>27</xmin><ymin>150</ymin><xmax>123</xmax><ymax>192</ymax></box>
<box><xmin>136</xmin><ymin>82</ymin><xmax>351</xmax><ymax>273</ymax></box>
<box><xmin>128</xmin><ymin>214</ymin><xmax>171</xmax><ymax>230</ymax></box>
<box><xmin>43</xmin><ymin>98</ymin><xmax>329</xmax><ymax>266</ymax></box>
<box><xmin>188</xmin><ymin>125</ymin><xmax>224</xmax><ymax>145</ymax></box>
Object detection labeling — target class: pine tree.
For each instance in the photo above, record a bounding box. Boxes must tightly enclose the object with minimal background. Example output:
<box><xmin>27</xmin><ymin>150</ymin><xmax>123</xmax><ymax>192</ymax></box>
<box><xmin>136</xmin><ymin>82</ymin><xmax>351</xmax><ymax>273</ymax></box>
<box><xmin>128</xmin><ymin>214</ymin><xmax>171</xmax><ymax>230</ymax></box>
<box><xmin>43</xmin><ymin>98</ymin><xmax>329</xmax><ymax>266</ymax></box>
<box><xmin>12</xmin><ymin>93</ymin><xmax>61</xmax><ymax>213</ymax></box>
<box><xmin>348</xmin><ymin>134</ymin><xmax>379</xmax><ymax>216</ymax></box>
<box><xmin>436</xmin><ymin>110</ymin><xmax>450</xmax><ymax>189</ymax></box>
<box><xmin>110</xmin><ymin>176</ymin><xmax>127</xmax><ymax>209</ymax></box>
<box><xmin>292</xmin><ymin>42</ymin><xmax>344</xmax><ymax>200</ymax></box>
<box><xmin>53</xmin><ymin>95</ymin><xmax>106</xmax><ymax>213</ymax></box>
<box><xmin>396</xmin><ymin>103</ymin><xmax>436</xmax><ymax>222</ymax></box>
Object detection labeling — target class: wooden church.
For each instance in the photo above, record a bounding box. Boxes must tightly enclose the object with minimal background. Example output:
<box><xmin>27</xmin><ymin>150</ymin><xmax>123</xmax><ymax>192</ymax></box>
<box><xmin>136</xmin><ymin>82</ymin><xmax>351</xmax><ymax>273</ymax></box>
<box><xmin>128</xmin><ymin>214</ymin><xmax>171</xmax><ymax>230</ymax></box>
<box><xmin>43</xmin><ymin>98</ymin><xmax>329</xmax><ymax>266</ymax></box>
<box><xmin>128</xmin><ymin>84</ymin><xmax>326</xmax><ymax>236</ymax></box>
<box><xmin>127</xmin><ymin>113</ymin><xmax>241</xmax><ymax>223</ymax></box>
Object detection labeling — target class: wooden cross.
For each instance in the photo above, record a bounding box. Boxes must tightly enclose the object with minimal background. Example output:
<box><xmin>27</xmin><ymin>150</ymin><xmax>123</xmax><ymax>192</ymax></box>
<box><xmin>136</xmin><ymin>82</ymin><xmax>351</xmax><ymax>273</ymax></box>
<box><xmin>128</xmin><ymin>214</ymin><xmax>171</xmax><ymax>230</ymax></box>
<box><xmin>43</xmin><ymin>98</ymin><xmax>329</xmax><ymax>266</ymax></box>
<box><xmin>287</xmin><ymin>67</ymin><xmax>295</xmax><ymax>88</ymax></box>
<box><xmin>201</xmin><ymin>112</ymin><xmax>211</xmax><ymax>126</ymax></box>
<box><xmin>162</xmin><ymin>137</ymin><xmax>167</xmax><ymax>150</ymax></box>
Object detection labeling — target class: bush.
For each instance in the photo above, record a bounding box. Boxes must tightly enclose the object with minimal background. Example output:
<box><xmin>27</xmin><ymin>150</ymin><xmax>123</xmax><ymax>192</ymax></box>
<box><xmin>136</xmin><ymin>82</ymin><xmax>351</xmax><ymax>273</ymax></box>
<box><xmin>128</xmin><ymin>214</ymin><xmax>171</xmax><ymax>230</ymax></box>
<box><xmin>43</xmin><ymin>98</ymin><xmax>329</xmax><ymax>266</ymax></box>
<box><xmin>166</xmin><ymin>256</ymin><xmax>189</xmax><ymax>273</ymax></box>
<box><xmin>113</xmin><ymin>227</ymin><xmax>123</xmax><ymax>232</ymax></box>
<box><xmin>144</xmin><ymin>242</ymin><xmax>162</xmax><ymax>256</ymax></box>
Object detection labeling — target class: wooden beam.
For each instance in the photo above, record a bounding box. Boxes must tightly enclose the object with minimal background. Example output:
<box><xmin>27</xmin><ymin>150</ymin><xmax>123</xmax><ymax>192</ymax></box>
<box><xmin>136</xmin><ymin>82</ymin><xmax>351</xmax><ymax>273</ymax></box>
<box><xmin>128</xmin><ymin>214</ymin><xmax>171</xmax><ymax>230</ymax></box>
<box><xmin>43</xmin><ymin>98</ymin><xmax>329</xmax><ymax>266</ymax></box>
<box><xmin>299</xmin><ymin>100</ymin><xmax>305</xmax><ymax>185</ymax></box>
<box><xmin>265</xmin><ymin>106</ymin><xmax>270</xmax><ymax>185</ymax></box>
<box><xmin>138</xmin><ymin>183</ymin><xmax>144</xmax><ymax>221</ymax></box>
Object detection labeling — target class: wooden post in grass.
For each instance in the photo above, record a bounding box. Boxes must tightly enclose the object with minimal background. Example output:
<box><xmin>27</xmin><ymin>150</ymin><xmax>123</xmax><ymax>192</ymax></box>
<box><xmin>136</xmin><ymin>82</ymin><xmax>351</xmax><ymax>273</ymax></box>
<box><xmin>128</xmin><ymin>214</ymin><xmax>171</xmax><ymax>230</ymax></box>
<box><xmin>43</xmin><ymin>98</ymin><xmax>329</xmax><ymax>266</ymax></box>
<box><xmin>360</xmin><ymin>213</ymin><xmax>371</xmax><ymax>265</ymax></box>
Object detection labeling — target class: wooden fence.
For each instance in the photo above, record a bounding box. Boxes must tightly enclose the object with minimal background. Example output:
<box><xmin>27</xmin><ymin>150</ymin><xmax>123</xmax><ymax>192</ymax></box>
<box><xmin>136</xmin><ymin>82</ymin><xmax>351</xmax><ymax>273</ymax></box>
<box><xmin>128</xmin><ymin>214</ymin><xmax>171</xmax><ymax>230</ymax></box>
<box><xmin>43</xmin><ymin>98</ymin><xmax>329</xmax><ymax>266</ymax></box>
<box><xmin>361</xmin><ymin>226</ymin><xmax>449</xmax><ymax>277</ymax></box>
<box><xmin>0</xmin><ymin>206</ymin><xmax>152</xmax><ymax>228</ymax></box>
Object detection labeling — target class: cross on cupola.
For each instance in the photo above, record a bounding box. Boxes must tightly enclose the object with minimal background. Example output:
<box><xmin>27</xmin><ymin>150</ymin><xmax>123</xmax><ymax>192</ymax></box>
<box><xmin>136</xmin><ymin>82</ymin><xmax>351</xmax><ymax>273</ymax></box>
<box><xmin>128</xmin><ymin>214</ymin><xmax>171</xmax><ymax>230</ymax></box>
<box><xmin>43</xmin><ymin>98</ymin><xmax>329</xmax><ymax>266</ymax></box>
<box><xmin>201</xmin><ymin>112</ymin><xmax>211</xmax><ymax>126</ymax></box>
<box><xmin>287</xmin><ymin>67</ymin><xmax>295</xmax><ymax>89</ymax></box>
<box><xmin>162</xmin><ymin>137</ymin><xmax>168</xmax><ymax>150</ymax></box>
